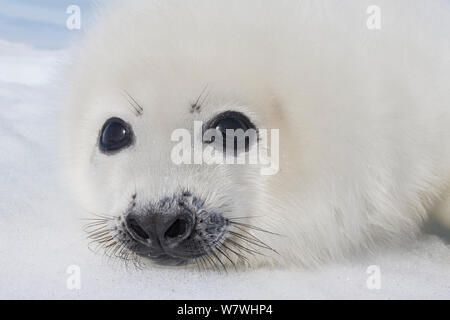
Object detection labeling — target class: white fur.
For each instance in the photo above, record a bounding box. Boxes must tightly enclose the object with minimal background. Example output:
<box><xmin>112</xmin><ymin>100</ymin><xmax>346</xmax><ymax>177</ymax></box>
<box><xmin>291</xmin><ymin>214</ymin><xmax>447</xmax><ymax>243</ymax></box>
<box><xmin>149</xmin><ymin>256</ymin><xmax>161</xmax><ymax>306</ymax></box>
<box><xmin>63</xmin><ymin>0</ymin><xmax>450</xmax><ymax>267</ymax></box>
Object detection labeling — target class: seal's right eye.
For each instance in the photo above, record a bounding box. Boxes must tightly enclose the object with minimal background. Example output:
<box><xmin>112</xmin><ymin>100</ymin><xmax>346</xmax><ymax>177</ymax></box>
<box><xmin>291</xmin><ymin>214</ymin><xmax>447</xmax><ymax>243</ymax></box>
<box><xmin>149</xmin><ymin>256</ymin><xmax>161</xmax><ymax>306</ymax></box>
<box><xmin>99</xmin><ymin>117</ymin><xmax>134</xmax><ymax>153</ymax></box>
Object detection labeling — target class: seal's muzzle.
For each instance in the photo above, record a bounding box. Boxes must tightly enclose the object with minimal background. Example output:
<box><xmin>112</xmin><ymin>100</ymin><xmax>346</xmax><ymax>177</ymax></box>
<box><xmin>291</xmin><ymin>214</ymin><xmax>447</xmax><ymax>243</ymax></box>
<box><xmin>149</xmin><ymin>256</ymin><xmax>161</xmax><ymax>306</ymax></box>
<box><xmin>121</xmin><ymin>192</ymin><xmax>227</xmax><ymax>266</ymax></box>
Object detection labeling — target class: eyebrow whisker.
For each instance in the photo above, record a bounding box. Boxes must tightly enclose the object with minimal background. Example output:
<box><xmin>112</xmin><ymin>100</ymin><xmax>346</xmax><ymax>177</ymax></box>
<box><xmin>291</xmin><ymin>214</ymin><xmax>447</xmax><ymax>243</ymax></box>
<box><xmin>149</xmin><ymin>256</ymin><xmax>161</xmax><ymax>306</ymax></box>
<box><xmin>124</xmin><ymin>90</ymin><xmax>144</xmax><ymax>116</ymax></box>
<box><xmin>190</xmin><ymin>84</ymin><xmax>210</xmax><ymax>113</ymax></box>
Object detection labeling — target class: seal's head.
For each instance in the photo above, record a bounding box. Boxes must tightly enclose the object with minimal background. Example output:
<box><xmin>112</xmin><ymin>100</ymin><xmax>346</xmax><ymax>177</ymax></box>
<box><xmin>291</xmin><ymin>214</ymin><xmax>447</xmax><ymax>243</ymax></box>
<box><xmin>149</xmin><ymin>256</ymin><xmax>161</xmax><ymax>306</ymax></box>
<box><xmin>63</xmin><ymin>0</ymin><xmax>450</xmax><ymax>269</ymax></box>
<box><xmin>64</xmin><ymin>1</ymin><xmax>291</xmax><ymax>268</ymax></box>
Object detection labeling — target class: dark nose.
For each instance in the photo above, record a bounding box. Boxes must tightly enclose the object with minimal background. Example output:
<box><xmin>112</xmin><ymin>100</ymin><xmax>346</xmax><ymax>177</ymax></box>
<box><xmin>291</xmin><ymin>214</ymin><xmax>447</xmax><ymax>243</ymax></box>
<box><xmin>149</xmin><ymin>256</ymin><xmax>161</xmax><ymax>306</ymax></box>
<box><xmin>125</xmin><ymin>209</ymin><xmax>195</xmax><ymax>249</ymax></box>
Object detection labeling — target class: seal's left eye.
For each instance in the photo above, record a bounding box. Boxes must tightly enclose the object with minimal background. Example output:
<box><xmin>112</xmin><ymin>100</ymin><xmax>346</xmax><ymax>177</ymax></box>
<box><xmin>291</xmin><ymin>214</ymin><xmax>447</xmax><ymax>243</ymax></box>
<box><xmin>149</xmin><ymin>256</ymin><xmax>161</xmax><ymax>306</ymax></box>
<box><xmin>203</xmin><ymin>111</ymin><xmax>257</xmax><ymax>154</ymax></box>
<box><xmin>99</xmin><ymin>117</ymin><xmax>134</xmax><ymax>153</ymax></box>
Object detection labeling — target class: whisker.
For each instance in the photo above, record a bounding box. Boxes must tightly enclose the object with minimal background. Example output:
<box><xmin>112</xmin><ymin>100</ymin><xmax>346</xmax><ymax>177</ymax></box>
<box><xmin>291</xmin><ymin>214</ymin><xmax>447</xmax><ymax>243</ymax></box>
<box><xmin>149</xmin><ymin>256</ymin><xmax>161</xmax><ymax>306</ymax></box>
<box><xmin>83</xmin><ymin>211</ymin><xmax>115</xmax><ymax>220</ymax></box>
<box><xmin>228</xmin><ymin>231</ymin><xmax>277</xmax><ymax>252</ymax></box>
<box><xmin>81</xmin><ymin>218</ymin><xmax>111</xmax><ymax>224</ymax></box>
<box><xmin>204</xmin><ymin>249</ymin><xmax>220</xmax><ymax>272</ymax></box>
<box><xmin>210</xmin><ymin>249</ymin><xmax>227</xmax><ymax>273</ymax></box>
<box><xmin>227</xmin><ymin>238</ymin><xmax>263</xmax><ymax>257</ymax></box>
<box><xmin>230</xmin><ymin>226</ymin><xmax>280</xmax><ymax>255</ymax></box>
<box><xmin>221</xmin><ymin>242</ymin><xmax>249</xmax><ymax>264</ymax></box>
<box><xmin>216</xmin><ymin>245</ymin><xmax>237</xmax><ymax>271</ymax></box>
<box><xmin>124</xmin><ymin>90</ymin><xmax>144</xmax><ymax>116</ymax></box>
<box><xmin>87</xmin><ymin>231</ymin><xmax>111</xmax><ymax>240</ymax></box>
<box><xmin>227</xmin><ymin>216</ymin><xmax>265</xmax><ymax>221</ymax></box>
<box><xmin>229</xmin><ymin>221</ymin><xmax>281</xmax><ymax>236</ymax></box>
<box><xmin>231</xmin><ymin>225</ymin><xmax>270</xmax><ymax>244</ymax></box>
<box><xmin>82</xmin><ymin>211</ymin><xmax>140</xmax><ymax>267</ymax></box>
<box><xmin>201</xmin><ymin>255</ymin><xmax>210</xmax><ymax>272</ymax></box>
<box><xmin>84</xmin><ymin>224</ymin><xmax>109</xmax><ymax>234</ymax></box>
<box><xmin>190</xmin><ymin>84</ymin><xmax>209</xmax><ymax>113</ymax></box>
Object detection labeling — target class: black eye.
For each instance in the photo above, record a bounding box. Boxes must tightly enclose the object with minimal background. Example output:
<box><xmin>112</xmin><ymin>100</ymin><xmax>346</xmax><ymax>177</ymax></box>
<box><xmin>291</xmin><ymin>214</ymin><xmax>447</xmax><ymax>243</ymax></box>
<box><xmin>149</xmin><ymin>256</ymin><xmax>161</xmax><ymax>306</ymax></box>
<box><xmin>216</xmin><ymin>117</ymin><xmax>250</xmax><ymax>134</ymax></box>
<box><xmin>99</xmin><ymin>117</ymin><xmax>134</xmax><ymax>153</ymax></box>
<box><xmin>203</xmin><ymin>111</ymin><xmax>257</xmax><ymax>153</ymax></box>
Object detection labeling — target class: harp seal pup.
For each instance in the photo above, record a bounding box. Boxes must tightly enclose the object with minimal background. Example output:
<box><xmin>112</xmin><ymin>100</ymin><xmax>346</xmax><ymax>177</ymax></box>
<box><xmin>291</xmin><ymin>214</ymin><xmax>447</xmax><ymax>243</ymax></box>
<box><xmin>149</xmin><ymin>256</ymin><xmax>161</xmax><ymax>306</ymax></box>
<box><xmin>63</xmin><ymin>0</ymin><xmax>450</xmax><ymax>268</ymax></box>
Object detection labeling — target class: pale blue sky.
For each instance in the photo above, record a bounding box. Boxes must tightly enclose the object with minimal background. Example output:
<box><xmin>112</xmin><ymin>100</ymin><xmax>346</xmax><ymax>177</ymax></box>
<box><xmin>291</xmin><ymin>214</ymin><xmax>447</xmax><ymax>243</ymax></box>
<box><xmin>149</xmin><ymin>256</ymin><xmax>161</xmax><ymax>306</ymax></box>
<box><xmin>0</xmin><ymin>0</ymin><xmax>115</xmax><ymax>49</ymax></box>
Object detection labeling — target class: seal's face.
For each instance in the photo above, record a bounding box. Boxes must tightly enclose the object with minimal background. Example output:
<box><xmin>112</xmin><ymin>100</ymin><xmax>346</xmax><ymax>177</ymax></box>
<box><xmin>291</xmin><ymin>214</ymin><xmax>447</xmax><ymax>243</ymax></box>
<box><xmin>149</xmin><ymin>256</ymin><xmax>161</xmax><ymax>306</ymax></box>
<box><xmin>87</xmin><ymin>103</ymin><xmax>268</xmax><ymax>266</ymax></box>
<box><xmin>70</xmin><ymin>73</ymin><xmax>279</xmax><ymax>268</ymax></box>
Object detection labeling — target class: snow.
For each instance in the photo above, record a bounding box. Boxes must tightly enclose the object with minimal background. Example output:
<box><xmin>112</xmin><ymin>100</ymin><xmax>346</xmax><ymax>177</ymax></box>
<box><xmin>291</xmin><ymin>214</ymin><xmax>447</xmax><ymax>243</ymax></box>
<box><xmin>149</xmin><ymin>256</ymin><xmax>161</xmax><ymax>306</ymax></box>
<box><xmin>0</xmin><ymin>40</ymin><xmax>449</xmax><ymax>300</ymax></box>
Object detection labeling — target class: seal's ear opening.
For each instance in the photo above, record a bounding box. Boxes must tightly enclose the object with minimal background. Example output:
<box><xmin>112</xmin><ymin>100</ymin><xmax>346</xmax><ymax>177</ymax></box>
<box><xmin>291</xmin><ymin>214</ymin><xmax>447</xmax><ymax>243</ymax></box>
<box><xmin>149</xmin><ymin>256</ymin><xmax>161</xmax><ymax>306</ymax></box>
<box><xmin>99</xmin><ymin>117</ymin><xmax>134</xmax><ymax>154</ymax></box>
<box><xmin>203</xmin><ymin>111</ymin><xmax>258</xmax><ymax>155</ymax></box>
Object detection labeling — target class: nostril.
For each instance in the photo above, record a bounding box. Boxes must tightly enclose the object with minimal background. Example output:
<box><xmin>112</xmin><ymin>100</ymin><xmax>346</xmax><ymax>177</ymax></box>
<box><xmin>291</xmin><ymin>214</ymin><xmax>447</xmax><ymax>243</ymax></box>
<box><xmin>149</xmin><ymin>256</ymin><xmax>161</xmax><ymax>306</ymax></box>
<box><xmin>164</xmin><ymin>219</ymin><xmax>188</xmax><ymax>240</ymax></box>
<box><xmin>126</xmin><ymin>217</ymin><xmax>150</xmax><ymax>240</ymax></box>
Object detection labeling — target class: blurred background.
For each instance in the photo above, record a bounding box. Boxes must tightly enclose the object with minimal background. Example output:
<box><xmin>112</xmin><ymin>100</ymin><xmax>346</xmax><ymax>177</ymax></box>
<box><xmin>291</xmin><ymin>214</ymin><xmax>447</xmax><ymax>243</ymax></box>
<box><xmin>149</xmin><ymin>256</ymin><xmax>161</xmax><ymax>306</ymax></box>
<box><xmin>0</xmin><ymin>0</ymin><xmax>110</xmax><ymax>49</ymax></box>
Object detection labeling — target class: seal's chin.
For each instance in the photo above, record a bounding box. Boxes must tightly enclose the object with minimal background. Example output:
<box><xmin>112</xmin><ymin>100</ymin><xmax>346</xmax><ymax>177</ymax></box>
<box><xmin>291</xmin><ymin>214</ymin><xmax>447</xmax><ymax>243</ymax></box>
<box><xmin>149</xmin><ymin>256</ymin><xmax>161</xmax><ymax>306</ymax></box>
<box><xmin>138</xmin><ymin>250</ymin><xmax>191</xmax><ymax>266</ymax></box>
<box><xmin>133</xmin><ymin>246</ymin><xmax>209</xmax><ymax>266</ymax></box>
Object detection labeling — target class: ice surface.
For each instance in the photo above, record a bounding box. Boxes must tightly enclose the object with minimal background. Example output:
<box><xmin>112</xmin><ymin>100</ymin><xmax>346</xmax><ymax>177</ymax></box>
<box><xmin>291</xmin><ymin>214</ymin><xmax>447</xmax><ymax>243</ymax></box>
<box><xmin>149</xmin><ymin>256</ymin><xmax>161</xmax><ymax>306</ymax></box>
<box><xmin>0</xmin><ymin>40</ymin><xmax>449</xmax><ymax>299</ymax></box>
